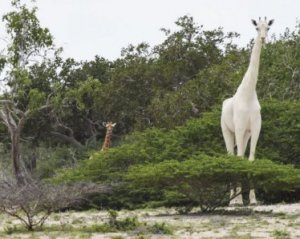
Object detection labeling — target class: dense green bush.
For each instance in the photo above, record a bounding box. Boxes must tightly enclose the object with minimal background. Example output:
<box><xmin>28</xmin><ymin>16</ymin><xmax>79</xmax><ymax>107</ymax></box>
<box><xmin>54</xmin><ymin>108</ymin><xmax>223</xmax><ymax>183</ymax></box>
<box><xmin>57</xmin><ymin>99</ymin><xmax>300</xmax><ymax>180</ymax></box>
<box><xmin>126</xmin><ymin>155</ymin><xmax>300</xmax><ymax>212</ymax></box>
<box><xmin>54</xmin><ymin>99</ymin><xmax>300</xmax><ymax>208</ymax></box>
<box><xmin>258</xmin><ymin>100</ymin><xmax>300</xmax><ymax>165</ymax></box>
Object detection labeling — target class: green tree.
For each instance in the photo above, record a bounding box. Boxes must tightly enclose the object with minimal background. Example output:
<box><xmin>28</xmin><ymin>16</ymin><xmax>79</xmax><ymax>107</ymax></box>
<box><xmin>100</xmin><ymin>16</ymin><xmax>239</xmax><ymax>131</ymax></box>
<box><xmin>0</xmin><ymin>0</ymin><xmax>55</xmax><ymax>184</ymax></box>
<box><xmin>153</xmin><ymin>15</ymin><xmax>238</xmax><ymax>91</ymax></box>
<box><xmin>258</xmin><ymin>24</ymin><xmax>300</xmax><ymax>100</ymax></box>
<box><xmin>146</xmin><ymin>48</ymin><xmax>248</xmax><ymax>128</ymax></box>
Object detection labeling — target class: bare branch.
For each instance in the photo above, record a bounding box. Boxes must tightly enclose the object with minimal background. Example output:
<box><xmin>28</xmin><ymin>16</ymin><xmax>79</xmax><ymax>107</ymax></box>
<box><xmin>24</xmin><ymin>104</ymin><xmax>52</xmax><ymax>118</ymax></box>
<box><xmin>0</xmin><ymin>99</ymin><xmax>14</xmax><ymax>105</ymax></box>
<box><xmin>50</xmin><ymin>131</ymin><xmax>83</xmax><ymax>148</ymax></box>
<box><xmin>0</xmin><ymin>178</ymin><xmax>111</xmax><ymax>230</ymax></box>
<box><xmin>3</xmin><ymin>103</ymin><xmax>17</xmax><ymax>131</ymax></box>
<box><xmin>0</xmin><ymin>109</ymin><xmax>10</xmax><ymax>127</ymax></box>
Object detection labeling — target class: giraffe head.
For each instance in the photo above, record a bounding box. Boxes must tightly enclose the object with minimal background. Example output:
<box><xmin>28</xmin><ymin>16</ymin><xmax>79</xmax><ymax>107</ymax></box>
<box><xmin>252</xmin><ymin>17</ymin><xmax>274</xmax><ymax>44</ymax></box>
<box><xmin>103</xmin><ymin>121</ymin><xmax>116</xmax><ymax>132</ymax></box>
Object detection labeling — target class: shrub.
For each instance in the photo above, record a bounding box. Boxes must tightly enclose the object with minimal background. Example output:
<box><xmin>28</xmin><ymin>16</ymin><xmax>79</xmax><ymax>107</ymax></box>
<box><xmin>126</xmin><ymin>155</ymin><xmax>300</xmax><ymax>212</ymax></box>
<box><xmin>258</xmin><ymin>100</ymin><xmax>300</xmax><ymax>165</ymax></box>
<box><xmin>0</xmin><ymin>178</ymin><xmax>109</xmax><ymax>231</ymax></box>
<box><xmin>107</xmin><ymin>210</ymin><xmax>140</xmax><ymax>231</ymax></box>
<box><xmin>54</xmin><ymin>99</ymin><xmax>300</xmax><ymax>207</ymax></box>
<box><xmin>57</xmin><ymin>100</ymin><xmax>300</xmax><ymax>182</ymax></box>
<box><xmin>54</xmin><ymin>109</ymin><xmax>223</xmax><ymax>184</ymax></box>
<box><xmin>272</xmin><ymin>229</ymin><xmax>291</xmax><ymax>239</ymax></box>
<box><xmin>148</xmin><ymin>222</ymin><xmax>173</xmax><ymax>234</ymax></box>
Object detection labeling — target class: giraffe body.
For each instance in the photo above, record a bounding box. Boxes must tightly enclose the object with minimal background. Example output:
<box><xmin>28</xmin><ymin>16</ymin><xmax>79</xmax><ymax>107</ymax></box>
<box><xmin>221</xmin><ymin>18</ymin><xmax>274</xmax><ymax>206</ymax></box>
<box><xmin>101</xmin><ymin>122</ymin><xmax>116</xmax><ymax>152</ymax></box>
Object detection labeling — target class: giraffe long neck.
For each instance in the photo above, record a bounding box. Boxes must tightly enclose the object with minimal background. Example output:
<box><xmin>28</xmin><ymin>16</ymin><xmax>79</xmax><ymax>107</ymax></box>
<box><xmin>238</xmin><ymin>35</ymin><xmax>262</xmax><ymax>94</ymax></box>
<box><xmin>101</xmin><ymin>129</ymin><xmax>112</xmax><ymax>152</ymax></box>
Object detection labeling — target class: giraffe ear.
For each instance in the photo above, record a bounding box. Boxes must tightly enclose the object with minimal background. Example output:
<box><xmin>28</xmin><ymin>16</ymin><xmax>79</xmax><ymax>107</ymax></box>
<box><xmin>251</xmin><ymin>19</ymin><xmax>257</xmax><ymax>26</ymax></box>
<box><xmin>268</xmin><ymin>19</ymin><xmax>274</xmax><ymax>26</ymax></box>
<box><xmin>112</xmin><ymin>123</ymin><xmax>116</xmax><ymax>127</ymax></box>
<box><xmin>102</xmin><ymin>122</ymin><xmax>106</xmax><ymax>127</ymax></box>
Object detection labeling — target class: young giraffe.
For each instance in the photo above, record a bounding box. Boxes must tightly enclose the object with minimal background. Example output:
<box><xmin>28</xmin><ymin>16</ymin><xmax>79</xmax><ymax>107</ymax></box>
<box><xmin>221</xmin><ymin>17</ymin><xmax>274</xmax><ymax>206</ymax></box>
<box><xmin>101</xmin><ymin>122</ymin><xmax>116</xmax><ymax>152</ymax></box>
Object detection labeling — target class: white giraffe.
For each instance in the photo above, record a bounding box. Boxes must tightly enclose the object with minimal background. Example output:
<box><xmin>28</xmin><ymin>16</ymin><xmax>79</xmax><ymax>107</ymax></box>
<box><xmin>221</xmin><ymin>17</ymin><xmax>274</xmax><ymax>205</ymax></box>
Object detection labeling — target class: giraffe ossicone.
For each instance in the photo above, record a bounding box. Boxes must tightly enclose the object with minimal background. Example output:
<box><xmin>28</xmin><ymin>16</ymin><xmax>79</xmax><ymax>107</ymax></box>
<box><xmin>221</xmin><ymin>17</ymin><xmax>274</xmax><ymax>206</ymax></box>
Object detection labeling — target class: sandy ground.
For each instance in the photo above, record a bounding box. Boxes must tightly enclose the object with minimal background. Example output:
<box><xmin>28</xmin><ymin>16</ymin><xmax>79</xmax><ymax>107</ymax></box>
<box><xmin>0</xmin><ymin>203</ymin><xmax>300</xmax><ymax>238</ymax></box>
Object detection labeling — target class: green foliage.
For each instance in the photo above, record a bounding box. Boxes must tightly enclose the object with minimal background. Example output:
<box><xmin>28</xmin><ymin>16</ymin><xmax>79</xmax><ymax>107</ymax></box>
<box><xmin>126</xmin><ymin>155</ymin><xmax>300</xmax><ymax>212</ymax></box>
<box><xmin>3</xmin><ymin>0</ymin><xmax>53</xmax><ymax>67</ymax></box>
<box><xmin>62</xmin><ymin>100</ymin><xmax>251</xmax><ymax>180</ymax></box>
<box><xmin>155</xmin><ymin>15</ymin><xmax>226</xmax><ymax>89</ymax></box>
<box><xmin>107</xmin><ymin>210</ymin><xmax>140</xmax><ymax>231</ymax></box>
<box><xmin>70</xmin><ymin>109</ymin><xmax>218</xmax><ymax>181</ymax></box>
<box><xmin>2</xmin><ymin>0</ymin><xmax>54</xmax><ymax>91</ymax></box>
<box><xmin>258</xmin><ymin>25</ymin><xmax>300</xmax><ymax>100</ymax></box>
<box><xmin>146</xmin><ymin>49</ymin><xmax>247</xmax><ymax>128</ymax></box>
<box><xmin>258</xmin><ymin>100</ymin><xmax>300</xmax><ymax>165</ymax></box>
<box><xmin>147</xmin><ymin>222</ymin><xmax>173</xmax><ymax>235</ymax></box>
<box><xmin>55</xmin><ymin>99</ymin><xmax>300</xmax><ymax>208</ymax></box>
<box><xmin>80</xmin><ymin>223</ymin><xmax>115</xmax><ymax>233</ymax></box>
<box><xmin>54</xmin><ymin>108</ymin><xmax>223</xmax><ymax>184</ymax></box>
<box><xmin>31</xmin><ymin>146</ymin><xmax>86</xmax><ymax>179</ymax></box>
<box><xmin>28</xmin><ymin>88</ymin><xmax>46</xmax><ymax>110</ymax></box>
<box><xmin>272</xmin><ymin>229</ymin><xmax>291</xmax><ymax>239</ymax></box>
<box><xmin>106</xmin><ymin>210</ymin><xmax>171</xmax><ymax>234</ymax></box>
<box><xmin>67</xmin><ymin>76</ymin><xmax>102</xmax><ymax>112</ymax></box>
<box><xmin>4</xmin><ymin>225</ymin><xmax>27</xmax><ymax>235</ymax></box>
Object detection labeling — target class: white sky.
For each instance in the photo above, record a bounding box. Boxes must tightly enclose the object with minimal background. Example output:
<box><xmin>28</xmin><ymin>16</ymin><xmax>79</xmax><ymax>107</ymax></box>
<box><xmin>0</xmin><ymin>0</ymin><xmax>299</xmax><ymax>61</ymax></box>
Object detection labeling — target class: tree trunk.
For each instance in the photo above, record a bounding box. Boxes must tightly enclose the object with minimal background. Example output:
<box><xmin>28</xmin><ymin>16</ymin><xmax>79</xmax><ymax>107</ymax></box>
<box><xmin>11</xmin><ymin>129</ymin><xmax>26</xmax><ymax>185</ymax></box>
<box><xmin>0</xmin><ymin>103</ymin><xmax>29</xmax><ymax>185</ymax></box>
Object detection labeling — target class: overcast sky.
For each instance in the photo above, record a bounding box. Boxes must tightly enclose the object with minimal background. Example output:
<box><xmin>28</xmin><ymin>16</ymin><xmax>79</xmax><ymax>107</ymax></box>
<box><xmin>0</xmin><ymin>0</ymin><xmax>299</xmax><ymax>61</ymax></box>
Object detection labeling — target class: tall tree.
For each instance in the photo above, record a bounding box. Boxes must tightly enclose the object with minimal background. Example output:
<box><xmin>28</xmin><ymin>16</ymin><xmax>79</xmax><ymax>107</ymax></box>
<box><xmin>0</xmin><ymin>0</ymin><xmax>55</xmax><ymax>184</ymax></box>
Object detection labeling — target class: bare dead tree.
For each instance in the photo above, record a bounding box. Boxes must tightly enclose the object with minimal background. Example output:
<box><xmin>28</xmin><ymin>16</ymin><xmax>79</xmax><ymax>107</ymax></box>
<box><xmin>0</xmin><ymin>177</ymin><xmax>110</xmax><ymax>231</ymax></box>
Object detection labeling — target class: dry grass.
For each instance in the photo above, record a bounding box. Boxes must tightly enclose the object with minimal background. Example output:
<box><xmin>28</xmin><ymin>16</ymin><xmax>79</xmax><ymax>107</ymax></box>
<box><xmin>0</xmin><ymin>203</ymin><xmax>299</xmax><ymax>238</ymax></box>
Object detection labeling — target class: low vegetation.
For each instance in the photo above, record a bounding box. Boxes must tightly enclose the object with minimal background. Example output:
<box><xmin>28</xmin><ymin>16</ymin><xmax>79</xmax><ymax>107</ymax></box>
<box><xmin>0</xmin><ymin>178</ymin><xmax>109</xmax><ymax>231</ymax></box>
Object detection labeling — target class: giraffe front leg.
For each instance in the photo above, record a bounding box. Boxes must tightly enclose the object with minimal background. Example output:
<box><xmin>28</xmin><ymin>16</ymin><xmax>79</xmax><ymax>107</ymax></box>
<box><xmin>248</xmin><ymin>113</ymin><xmax>261</xmax><ymax>204</ymax></box>
<box><xmin>221</xmin><ymin>122</ymin><xmax>235</xmax><ymax>155</ymax></box>
<box><xmin>249</xmin><ymin>113</ymin><xmax>261</xmax><ymax>161</ymax></box>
